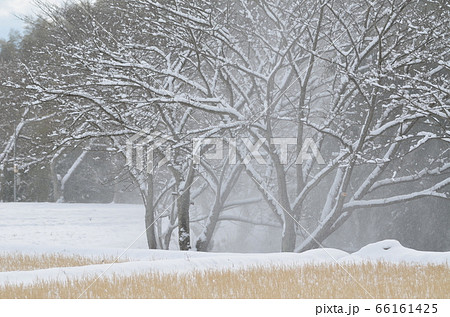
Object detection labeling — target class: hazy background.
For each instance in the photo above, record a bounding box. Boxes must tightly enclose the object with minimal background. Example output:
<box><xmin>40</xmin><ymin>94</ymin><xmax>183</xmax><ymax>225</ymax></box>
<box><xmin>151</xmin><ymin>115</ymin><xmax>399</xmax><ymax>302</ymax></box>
<box><xmin>0</xmin><ymin>0</ymin><xmax>65</xmax><ymax>38</ymax></box>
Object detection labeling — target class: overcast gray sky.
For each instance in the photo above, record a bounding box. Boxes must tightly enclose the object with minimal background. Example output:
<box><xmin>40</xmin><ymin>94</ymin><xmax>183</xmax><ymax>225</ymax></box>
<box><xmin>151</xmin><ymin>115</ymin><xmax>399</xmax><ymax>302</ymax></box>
<box><xmin>0</xmin><ymin>0</ymin><xmax>65</xmax><ymax>39</ymax></box>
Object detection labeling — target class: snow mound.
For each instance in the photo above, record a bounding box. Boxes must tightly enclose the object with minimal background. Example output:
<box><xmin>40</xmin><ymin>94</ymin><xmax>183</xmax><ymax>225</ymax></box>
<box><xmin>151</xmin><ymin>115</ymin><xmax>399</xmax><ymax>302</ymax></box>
<box><xmin>339</xmin><ymin>239</ymin><xmax>450</xmax><ymax>265</ymax></box>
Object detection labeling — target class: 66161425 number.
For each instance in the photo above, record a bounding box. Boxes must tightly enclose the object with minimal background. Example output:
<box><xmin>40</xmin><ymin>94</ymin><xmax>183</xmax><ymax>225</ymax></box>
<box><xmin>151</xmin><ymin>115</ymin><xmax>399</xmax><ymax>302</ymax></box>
<box><xmin>375</xmin><ymin>304</ymin><xmax>438</xmax><ymax>314</ymax></box>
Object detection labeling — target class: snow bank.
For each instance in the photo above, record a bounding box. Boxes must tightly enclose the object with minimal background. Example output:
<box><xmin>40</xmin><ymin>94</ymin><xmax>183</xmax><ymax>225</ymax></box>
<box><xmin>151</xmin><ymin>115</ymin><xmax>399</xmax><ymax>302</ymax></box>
<box><xmin>0</xmin><ymin>250</ymin><xmax>349</xmax><ymax>286</ymax></box>
<box><xmin>339</xmin><ymin>239</ymin><xmax>450</xmax><ymax>265</ymax></box>
<box><xmin>0</xmin><ymin>241</ymin><xmax>448</xmax><ymax>287</ymax></box>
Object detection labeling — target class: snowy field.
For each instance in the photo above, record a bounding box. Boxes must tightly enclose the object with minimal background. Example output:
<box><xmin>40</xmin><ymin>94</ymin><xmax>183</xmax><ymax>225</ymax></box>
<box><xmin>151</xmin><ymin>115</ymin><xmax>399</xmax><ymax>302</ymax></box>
<box><xmin>0</xmin><ymin>202</ymin><xmax>449</xmax><ymax>286</ymax></box>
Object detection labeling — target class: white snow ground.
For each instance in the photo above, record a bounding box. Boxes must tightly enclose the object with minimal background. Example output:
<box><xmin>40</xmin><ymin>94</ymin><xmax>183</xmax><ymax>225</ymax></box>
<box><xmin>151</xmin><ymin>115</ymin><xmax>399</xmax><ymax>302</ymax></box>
<box><xmin>0</xmin><ymin>202</ymin><xmax>149</xmax><ymax>249</ymax></box>
<box><xmin>0</xmin><ymin>203</ymin><xmax>448</xmax><ymax>286</ymax></box>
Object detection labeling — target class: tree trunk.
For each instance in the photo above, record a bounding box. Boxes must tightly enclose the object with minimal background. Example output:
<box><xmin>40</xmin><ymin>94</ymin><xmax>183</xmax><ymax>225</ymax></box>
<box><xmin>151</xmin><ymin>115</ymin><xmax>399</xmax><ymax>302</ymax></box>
<box><xmin>277</xmin><ymin>168</ymin><xmax>296</xmax><ymax>252</ymax></box>
<box><xmin>177</xmin><ymin>188</ymin><xmax>191</xmax><ymax>250</ymax></box>
<box><xmin>144</xmin><ymin>174</ymin><xmax>158</xmax><ymax>249</ymax></box>
<box><xmin>1</xmin><ymin>162</ymin><xmax>13</xmax><ymax>202</ymax></box>
<box><xmin>282</xmin><ymin>213</ymin><xmax>296</xmax><ymax>252</ymax></box>
<box><xmin>50</xmin><ymin>160</ymin><xmax>62</xmax><ymax>202</ymax></box>
<box><xmin>270</xmin><ymin>150</ymin><xmax>296</xmax><ymax>251</ymax></box>
<box><xmin>195</xmin><ymin>201</ymin><xmax>222</xmax><ymax>252</ymax></box>
<box><xmin>145</xmin><ymin>202</ymin><xmax>158</xmax><ymax>249</ymax></box>
<box><xmin>177</xmin><ymin>164</ymin><xmax>195</xmax><ymax>250</ymax></box>
<box><xmin>0</xmin><ymin>162</ymin><xmax>7</xmax><ymax>202</ymax></box>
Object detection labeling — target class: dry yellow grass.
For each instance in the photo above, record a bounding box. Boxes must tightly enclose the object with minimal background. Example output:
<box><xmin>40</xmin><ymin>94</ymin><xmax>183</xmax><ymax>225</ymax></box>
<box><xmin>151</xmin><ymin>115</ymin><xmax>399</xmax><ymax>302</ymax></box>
<box><xmin>0</xmin><ymin>253</ymin><xmax>125</xmax><ymax>272</ymax></box>
<box><xmin>1</xmin><ymin>261</ymin><xmax>448</xmax><ymax>299</ymax></box>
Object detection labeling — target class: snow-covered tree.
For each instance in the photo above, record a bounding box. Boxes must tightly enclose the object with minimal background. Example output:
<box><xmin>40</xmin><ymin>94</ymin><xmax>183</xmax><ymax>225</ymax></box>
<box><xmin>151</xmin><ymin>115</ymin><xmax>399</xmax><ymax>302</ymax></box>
<box><xmin>11</xmin><ymin>0</ymin><xmax>449</xmax><ymax>252</ymax></box>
